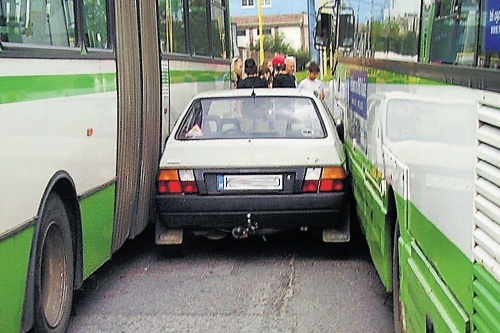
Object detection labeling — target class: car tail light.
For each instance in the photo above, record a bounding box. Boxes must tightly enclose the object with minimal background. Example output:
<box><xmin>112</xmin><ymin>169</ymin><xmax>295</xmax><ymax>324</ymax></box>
<box><xmin>302</xmin><ymin>167</ymin><xmax>345</xmax><ymax>193</ymax></box>
<box><xmin>157</xmin><ymin>169</ymin><xmax>198</xmax><ymax>194</ymax></box>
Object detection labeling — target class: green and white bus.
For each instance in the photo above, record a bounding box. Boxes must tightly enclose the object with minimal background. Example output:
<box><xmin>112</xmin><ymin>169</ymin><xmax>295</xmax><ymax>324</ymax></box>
<box><xmin>323</xmin><ymin>0</ymin><xmax>500</xmax><ymax>332</ymax></box>
<box><xmin>0</xmin><ymin>0</ymin><xmax>230</xmax><ymax>332</ymax></box>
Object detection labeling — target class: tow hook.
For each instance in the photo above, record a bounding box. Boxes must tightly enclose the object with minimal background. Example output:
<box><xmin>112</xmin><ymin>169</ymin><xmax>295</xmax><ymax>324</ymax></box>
<box><xmin>232</xmin><ymin>213</ymin><xmax>258</xmax><ymax>239</ymax></box>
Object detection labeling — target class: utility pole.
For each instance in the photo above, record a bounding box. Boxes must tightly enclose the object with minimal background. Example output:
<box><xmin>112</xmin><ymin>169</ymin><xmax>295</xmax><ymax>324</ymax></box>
<box><xmin>321</xmin><ymin>0</ymin><xmax>327</xmax><ymax>79</ymax></box>
<box><xmin>258</xmin><ymin>0</ymin><xmax>264</xmax><ymax>64</ymax></box>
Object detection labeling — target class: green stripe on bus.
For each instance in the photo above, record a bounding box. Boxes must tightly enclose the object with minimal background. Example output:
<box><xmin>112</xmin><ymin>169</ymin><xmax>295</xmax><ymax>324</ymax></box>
<box><xmin>0</xmin><ymin>73</ymin><xmax>117</xmax><ymax>104</ymax></box>
<box><xmin>346</xmin><ymin>139</ymin><xmax>473</xmax><ymax>330</ymax></box>
<box><xmin>0</xmin><ymin>225</ymin><xmax>34</xmax><ymax>333</ymax></box>
<box><xmin>80</xmin><ymin>184</ymin><xmax>115</xmax><ymax>279</ymax></box>
<box><xmin>472</xmin><ymin>264</ymin><xmax>500</xmax><ymax>331</ymax></box>
<box><xmin>164</xmin><ymin>70</ymin><xmax>229</xmax><ymax>84</ymax></box>
<box><xmin>346</xmin><ymin>140</ymin><xmax>392</xmax><ymax>290</ymax></box>
<box><xmin>400</xmin><ymin>233</ymin><xmax>470</xmax><ymax>332</ymax></box>
<box><xmin>405</xmin><ymin>197</ymin><xmax>473</xmax><ymax>313</ymax></box>
<box><xmin>336</xmin><ymin>62</ymin><xmax>444</xmax><ymax>85</ymax></box>
<box><xmin>368</xmin><ymin>67</ymin><xmax>441</xmax><ymax>85</ymax></box>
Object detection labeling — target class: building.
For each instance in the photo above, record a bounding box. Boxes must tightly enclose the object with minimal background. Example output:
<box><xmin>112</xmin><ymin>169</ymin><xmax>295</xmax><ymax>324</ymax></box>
<box><xmin>229</xmin><ymin>0</ymin><xmax>318</xmax><ymax>61</ymax></box>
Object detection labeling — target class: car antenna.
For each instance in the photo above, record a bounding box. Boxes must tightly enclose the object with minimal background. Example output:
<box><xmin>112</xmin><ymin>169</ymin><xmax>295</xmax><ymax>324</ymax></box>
<box><xmin>251</xmin><ymin>87</ymin><xmax>256</xmax><ymax>102</ymax></box>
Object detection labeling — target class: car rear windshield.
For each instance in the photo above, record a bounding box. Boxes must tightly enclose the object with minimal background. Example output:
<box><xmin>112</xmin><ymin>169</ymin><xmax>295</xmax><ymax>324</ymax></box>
<box><xmin>175</xmin><ymin>96</ymin><xmax>326</xmax><ymax>140</ymax></box>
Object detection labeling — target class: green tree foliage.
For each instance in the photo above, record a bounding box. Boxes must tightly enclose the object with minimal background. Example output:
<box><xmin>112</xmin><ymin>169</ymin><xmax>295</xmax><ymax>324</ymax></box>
<box><xmin>252</xmin><ymin>32</ymin><xmax>292</xmax><ymax>54</ymax></box>
<box><xmin>292</xmin><ymin>50</ymin><xmax>310</xmax><ymax>71</ymax></box>
<box><xmin>251</xmin><ymin>32</ymin><xmax>311</xmax><ymax>70</ymax></box>
<box><xmin>370</xmin><ymin>20</ymin><xmax>417</xmax><ymax>56</ymax></box>
<box><xmin>188</xmin><ymin>0</ymin><xmax>209</xmax><ymax>56</ymax></box>
<box><xmin>83</xmin><ymin>0</ymin><xmax>107</xmax><ymax>48</ymax></box>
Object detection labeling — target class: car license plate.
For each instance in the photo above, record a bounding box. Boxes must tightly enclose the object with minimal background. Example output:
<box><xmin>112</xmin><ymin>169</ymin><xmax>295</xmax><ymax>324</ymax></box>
<box><xmin>217</xmin><ymin>174</ymin><xmax>283</xmax><ymax>190</ymax></box>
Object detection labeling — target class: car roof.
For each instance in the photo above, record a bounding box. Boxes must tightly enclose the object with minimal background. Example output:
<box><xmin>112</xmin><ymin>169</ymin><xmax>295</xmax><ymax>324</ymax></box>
<box><xmin>192</xmin><ymin>88</ymin><xmax>319</xmax><ymax>99</ymax></box>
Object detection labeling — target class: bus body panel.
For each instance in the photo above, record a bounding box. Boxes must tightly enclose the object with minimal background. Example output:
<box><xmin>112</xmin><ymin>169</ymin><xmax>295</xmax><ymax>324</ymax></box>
<box><xmin>0</xmin><ymin>0</ymin><xmax>231</xmax><ymax>330</ymax></box>
<box><xmin>0</xmin><ymin>58</ymin><xmax>118</xmax><ymax>236</ymax></box>
<box><xmin>472</xmin><ymin>265</ymin><xmax>500</xmax><ymax>332</ymax></box>
<box><xmin>0</xmin><ymin>226</ymin><xmax>34</xmax><ymax>333</ymax></box>
<box><xmin>346</xmin><ymin>140</ymin><xmax>393</xmax><ymax>289</ymax></box>
<box><xmin>473</xmin><ymin>97</ymin><xmax>500</xmax><ymax>332</ymax></box>
<box><xmin>335</xmin><ymin>58</ymin><xmax>500</xmax><ymax>332</ymax></box>
<box><xmin>0</xmin><ymin>57</ymin><xmax>119</xmax><ymax>332</ymax></box>
<box><xmin>80</xmin><ymin>185</ymin><xmax>115</xmax><ymax>279</ymax></box>
<box><xmin>401</xmin><ymin>235</ymin><xmax>470</xmax><ymax>333</ymax></box>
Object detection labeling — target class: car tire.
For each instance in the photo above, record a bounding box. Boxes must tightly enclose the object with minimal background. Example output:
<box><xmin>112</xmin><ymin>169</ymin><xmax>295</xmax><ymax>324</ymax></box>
<box><xmin>33</xmin><ymin>193</ymin><xmax>74</xmax><ymax>333</ymax></box>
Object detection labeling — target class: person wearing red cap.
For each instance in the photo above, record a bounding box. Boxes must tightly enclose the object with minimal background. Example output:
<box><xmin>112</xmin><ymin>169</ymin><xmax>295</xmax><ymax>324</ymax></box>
<box><xmin>271</xmin><ymin>55</ymin><xmax>296</xmax><ymax>88</ymax></box>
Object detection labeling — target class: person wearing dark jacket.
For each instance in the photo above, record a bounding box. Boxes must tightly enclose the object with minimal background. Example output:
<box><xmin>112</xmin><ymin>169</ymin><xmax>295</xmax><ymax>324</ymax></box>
<box><xmin>271</xmin><ymin>55</ymin><xmax>296</xmax><ymax>88</ymax></box>
<box><xmin>237</xmin><ymin>58</ymin><xmax>268</xmax><ymax>89</ymax></box>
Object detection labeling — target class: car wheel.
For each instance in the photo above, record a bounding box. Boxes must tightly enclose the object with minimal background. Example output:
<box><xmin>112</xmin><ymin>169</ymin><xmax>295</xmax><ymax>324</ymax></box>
<box><xmin>33</xmin><ymin>193</ymin><xmax>74</xmax><ymax>333</ymax></box>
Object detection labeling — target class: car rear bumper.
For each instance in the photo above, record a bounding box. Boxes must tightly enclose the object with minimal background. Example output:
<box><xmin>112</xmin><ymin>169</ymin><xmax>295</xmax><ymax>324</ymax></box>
<box><xmin>155</xmin><ymin>192</ymin><xmax>348</xmax><ymax>229</ymax></box>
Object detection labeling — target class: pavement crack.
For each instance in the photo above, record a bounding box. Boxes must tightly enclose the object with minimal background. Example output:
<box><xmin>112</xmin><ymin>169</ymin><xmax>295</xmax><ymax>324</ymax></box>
<box><xmin>274</xmin><ymin>251</ymin><xmax>296</xmax><ymax>315</ymax></box>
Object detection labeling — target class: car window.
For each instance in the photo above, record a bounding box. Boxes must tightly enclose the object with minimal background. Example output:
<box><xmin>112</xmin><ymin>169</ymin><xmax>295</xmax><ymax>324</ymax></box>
<box><xmin>175</xmin><ymin>96</ymin><xmax>326</xmax><ymax>140</ymax></box>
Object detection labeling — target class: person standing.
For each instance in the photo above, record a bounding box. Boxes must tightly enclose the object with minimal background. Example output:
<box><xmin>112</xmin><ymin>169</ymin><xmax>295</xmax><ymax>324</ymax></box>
<box><xmin>271</xmin><ymin>55</ymin><xmax>296</xmax><ymax>88</ymax></box>
<box><xmin>259</xmin><ymin>63</ymin><xmax>272</xmax><ymax>87</ymax></box>
<box><xmin>237</xmin><ymin>58</ymin><xmax>268</xmax><ymax>89</ymax></box>
<box><xmin>285</xmin><ymin>56</ymin><xmax>298</xmax><ymax>87</ymax></box>
<box><xmin>232</xmin><ymin>57</ymin><xmax>243</xmax><ymax>89</ymax></box>
<box><xmin>298</xmin><ymin>62</ymin><xmax>325</xmax><ymax>100</ymax></box>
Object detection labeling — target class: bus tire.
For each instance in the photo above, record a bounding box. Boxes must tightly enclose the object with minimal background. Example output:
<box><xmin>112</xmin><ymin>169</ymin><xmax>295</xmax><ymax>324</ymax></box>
<box><xmin>392</xmin><ymin>222</ymin><xmax>404</xmax><ymax>333</ymax></box>
<box><xmin>33</xmin><ymin>193</ymin><xmax>74</xmax><ymax>333</ymax></box>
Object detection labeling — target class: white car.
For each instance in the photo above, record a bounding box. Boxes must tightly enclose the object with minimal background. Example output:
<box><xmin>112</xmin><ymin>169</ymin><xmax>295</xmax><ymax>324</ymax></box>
<box><xmin>155</xmin><ymin>88</ymin><xmax>350</xmax><ymax>250</ymax></box>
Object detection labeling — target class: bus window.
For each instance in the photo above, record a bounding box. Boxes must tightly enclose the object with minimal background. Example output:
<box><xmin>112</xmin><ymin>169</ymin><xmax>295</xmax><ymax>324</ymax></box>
<box><xmin>188</xmin><ymin>0</ymin><xmax>210</xmax><ymax>56</ymax></box>
<box><xmin>159</xmin><ymin>0</ymin><xmax>187</xmax><ymax>54</ymax></box>
<box><xmin>211</xmin><ymin>0</ymin><xmax>228</xmax><ymax>59</ymax></box>
<box><xmin>430</xmin><ymin>0</ymin><xmax>479</xmax><ymax>65</ymax></box>
<box><xmin>84</xmin><ymin>0</ymin><xmax>108</xmax><ymax>49</ymax></box>
<box><xmin>0</xmin><ymin>0</ymin><xmax>75</xmax><ymax>46</ymax></box>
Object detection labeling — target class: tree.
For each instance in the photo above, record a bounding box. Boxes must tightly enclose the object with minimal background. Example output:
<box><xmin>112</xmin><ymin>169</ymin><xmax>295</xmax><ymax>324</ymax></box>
<box><xmin>252</xmin><ymin>32</ymin><xmax>292</xmax><ymax>55</ymax></box>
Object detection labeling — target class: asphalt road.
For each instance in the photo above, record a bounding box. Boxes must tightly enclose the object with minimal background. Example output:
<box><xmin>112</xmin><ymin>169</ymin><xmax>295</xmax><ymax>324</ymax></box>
<box><xmin>67</xmin><ymin>227</ymin><xmax>394</xmax><ymax>333</ymax></box>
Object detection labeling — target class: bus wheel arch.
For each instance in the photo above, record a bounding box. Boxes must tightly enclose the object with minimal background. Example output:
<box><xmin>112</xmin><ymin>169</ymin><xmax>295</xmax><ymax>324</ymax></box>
<box><xmin>22</xmin><ymin>172</ymin><xmax>83</xmax><ymax>333</ymax></box>
<box><xmin>387</xmin><ymin>188</ymin><xmax>404</xmax><ymax>333</ymax></box>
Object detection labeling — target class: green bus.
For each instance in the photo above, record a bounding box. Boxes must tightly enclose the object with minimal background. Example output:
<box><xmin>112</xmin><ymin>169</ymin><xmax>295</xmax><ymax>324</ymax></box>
<box><xmin>321</xmin><ymin>0</ymin><xmax>500</xmax><ymax>332</ymax></box>
<box><xmin>0</xmin><ymin>1</ymin><xmax>230</xmax><ymax>332</ymax></box>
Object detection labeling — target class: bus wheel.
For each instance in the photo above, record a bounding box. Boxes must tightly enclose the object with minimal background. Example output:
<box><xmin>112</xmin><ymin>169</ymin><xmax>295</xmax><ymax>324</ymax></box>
<box><xmin>33</xmin><ymin>193</ymin><xmax>74</xmax><ymax>333</ymax></box>
<box><xmin>392</xmin><ymin>223</ymin><xmax>404</xmax><ymax>333</ymax></box>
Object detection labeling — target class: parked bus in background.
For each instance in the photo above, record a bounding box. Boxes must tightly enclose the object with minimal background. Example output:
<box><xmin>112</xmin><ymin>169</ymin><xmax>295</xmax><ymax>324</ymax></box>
<box><xmin>318</xmin><ymin>0</ymin><xmax>500</xmax><ymax>332</ymax></box>
<box><xmin>0</xmin><ymin>0</ymin><xmax>230</xmax><ymax>332</ymax></box>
